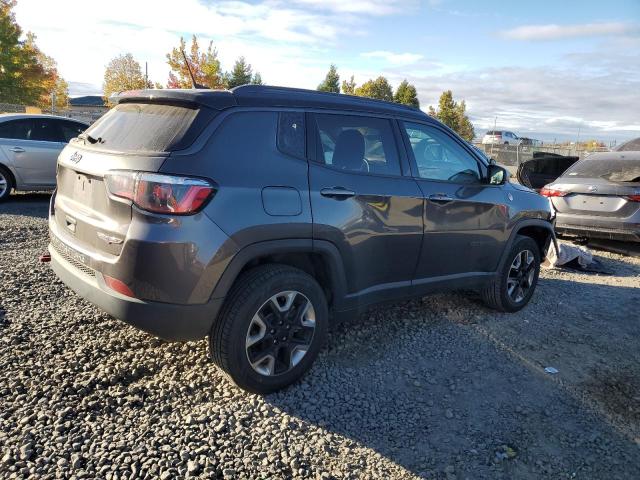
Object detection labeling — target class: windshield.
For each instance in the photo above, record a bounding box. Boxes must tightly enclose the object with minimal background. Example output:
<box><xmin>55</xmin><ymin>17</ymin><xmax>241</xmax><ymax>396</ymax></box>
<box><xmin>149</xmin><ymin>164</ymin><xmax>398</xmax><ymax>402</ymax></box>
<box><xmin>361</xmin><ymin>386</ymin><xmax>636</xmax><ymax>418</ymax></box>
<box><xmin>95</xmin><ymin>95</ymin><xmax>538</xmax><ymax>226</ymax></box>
<box><xmin>80</xmin><ymin>102</ymin><xmax>214</xmax><ymax>153</ymax></box>
<box><xmin>563</xmin><ymin>158</ymin><xmax>640</xmax><ymax>183</ymax></box>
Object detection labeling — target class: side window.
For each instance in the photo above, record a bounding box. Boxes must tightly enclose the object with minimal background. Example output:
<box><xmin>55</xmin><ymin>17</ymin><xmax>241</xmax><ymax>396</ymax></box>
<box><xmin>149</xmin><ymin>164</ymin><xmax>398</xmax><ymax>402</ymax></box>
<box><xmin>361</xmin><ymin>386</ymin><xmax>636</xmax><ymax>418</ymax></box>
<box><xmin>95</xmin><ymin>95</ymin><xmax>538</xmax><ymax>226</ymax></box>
<box><xmin>59</xmin><ymin>121</ymin><xmax>87</xmax><ymax>143</ymax></box>
<box><xmin>403</xmin><ymin>122</ymin><xmax>481</xmax><ymax>184</ymax></box>
<box><xmin>314</xmin><ymin>114</ymin><xmax>401</xmax><ymax>176</ymax></box>
<box><xmin>31</xmin><ymin>119</ymin><xmax>64</xmax><ymax>142</ymax></box>
<box><xmin>277</xmin><ymin>112</ymin><xmax>305</xmax><ymax>159</ymax></box>
<box><xmin>0</xmin><ymin>119</ymin><xmax>33</xmax><ymax>140</ymax></box>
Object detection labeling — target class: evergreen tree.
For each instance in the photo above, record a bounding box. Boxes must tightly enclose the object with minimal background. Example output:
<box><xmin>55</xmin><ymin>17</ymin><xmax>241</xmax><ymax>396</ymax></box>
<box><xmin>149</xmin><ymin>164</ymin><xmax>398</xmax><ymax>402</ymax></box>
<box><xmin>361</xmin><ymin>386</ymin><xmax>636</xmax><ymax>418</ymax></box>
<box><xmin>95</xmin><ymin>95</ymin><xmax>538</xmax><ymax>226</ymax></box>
<box><xmin>226</xmin><ymin>56</ymin><xmax>253</xmax><ymax>88</ymax></box>
<box><xmin>429</xmin><ymin>90</ymin><xmax>475</xmax><ymax>141</ymax></box>
<box><xmin>393</xmin><ymin>79</ymin><xmax>419</xmax><ymax>108</ymax></box>
<box><xmin>317</xmin><ymin>64</ymin><xmax>340</xmax><ymax>93</ymax></box>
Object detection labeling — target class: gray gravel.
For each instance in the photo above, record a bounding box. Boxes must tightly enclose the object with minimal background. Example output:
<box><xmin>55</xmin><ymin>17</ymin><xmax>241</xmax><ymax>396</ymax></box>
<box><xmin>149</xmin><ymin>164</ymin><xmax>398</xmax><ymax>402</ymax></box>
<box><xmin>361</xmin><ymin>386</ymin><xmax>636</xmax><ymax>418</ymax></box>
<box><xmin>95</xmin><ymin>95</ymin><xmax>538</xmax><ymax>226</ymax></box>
<box><xmin>1</xmin><ymin>193</ymin><xmax>639</xmax><ymax>479</ymax></box>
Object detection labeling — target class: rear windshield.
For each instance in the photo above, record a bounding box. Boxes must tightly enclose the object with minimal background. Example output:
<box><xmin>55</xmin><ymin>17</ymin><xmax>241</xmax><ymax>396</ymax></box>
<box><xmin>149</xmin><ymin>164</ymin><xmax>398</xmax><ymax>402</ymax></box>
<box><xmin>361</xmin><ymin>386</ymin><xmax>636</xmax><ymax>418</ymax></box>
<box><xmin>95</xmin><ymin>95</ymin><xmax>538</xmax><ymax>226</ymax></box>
<box><xmin>563</xmin><ymin>158</ymin><xmax>640</xmax><ymax>183</ymax></box>
<box><xmin>80</xmin><ymin>102</ymin><xmax>214</xmax><ymax>153</ymax></box>
<box><xmin>486</xmin><ymin>131</ymin><xmax>502</xmax><ymax>135</ymax></box>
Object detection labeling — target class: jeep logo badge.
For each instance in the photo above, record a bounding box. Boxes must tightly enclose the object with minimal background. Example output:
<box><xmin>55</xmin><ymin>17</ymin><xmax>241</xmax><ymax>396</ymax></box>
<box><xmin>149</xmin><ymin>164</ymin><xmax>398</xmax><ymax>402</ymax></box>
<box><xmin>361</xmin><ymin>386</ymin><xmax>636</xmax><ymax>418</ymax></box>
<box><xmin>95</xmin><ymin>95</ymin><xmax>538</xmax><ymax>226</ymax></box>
<box><xmin>69</xmin><ymin>151</ymin><xmax>82</xmax><ymax>163</ymax></box>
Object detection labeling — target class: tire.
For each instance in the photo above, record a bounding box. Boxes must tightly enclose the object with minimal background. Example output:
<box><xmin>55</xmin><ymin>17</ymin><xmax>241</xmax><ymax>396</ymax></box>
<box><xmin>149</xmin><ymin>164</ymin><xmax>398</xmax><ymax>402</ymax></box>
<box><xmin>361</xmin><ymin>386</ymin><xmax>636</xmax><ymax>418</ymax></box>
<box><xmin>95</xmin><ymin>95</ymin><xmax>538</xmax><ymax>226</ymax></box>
<box><xmin>0</xmin><ymin>166</ymin><xmax>14</xmax><ymax>202</ymax></box>
<box><xmin>482</xmin><ymin>235</ymin><xmax>541</xmax><ymax>312</ymax></box>
<box><xmin>210</xmin><ymin>264</ymin><xmax>328</xmax><ymax>394</ymax></box>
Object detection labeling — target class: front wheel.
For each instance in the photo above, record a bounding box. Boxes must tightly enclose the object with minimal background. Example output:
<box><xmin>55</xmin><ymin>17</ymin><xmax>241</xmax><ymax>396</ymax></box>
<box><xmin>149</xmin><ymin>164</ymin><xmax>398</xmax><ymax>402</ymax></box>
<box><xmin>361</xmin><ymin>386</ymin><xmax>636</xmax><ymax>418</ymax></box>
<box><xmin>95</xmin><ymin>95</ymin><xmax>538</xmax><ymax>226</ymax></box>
<box><xmin>0</xmin><ymin>166</ymin><xmax>13</xmax><ymax>201</ymax></box>
<box><xmin>481</xmin><ymin>235</ymin><xmax>541</xmax><ymax>312</ymax></box>
<box><xmin>210</xmin><ymin>264</ymin><xmax>328</xmax><ymax>394</ymax></box>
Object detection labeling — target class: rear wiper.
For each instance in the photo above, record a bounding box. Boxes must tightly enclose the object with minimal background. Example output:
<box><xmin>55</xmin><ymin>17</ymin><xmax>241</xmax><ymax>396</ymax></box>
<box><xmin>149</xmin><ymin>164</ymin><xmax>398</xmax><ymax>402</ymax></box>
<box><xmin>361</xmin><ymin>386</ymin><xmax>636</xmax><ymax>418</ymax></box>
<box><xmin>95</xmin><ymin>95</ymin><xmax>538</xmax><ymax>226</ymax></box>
<box><xmin>78</xmin><ymin>133</ymin><xmax>104</xmax><ymax>144</ymax></box>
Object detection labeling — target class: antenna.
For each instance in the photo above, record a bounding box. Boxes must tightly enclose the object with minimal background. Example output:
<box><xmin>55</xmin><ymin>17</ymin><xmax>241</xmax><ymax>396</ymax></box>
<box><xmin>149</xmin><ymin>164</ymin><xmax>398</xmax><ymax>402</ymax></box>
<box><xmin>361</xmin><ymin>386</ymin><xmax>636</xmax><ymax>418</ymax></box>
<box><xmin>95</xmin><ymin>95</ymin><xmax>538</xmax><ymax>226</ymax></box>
<box><xmin>181</xmin><ymin>49</ymin><xmax>206</xmax><ymax>89</ymax></box>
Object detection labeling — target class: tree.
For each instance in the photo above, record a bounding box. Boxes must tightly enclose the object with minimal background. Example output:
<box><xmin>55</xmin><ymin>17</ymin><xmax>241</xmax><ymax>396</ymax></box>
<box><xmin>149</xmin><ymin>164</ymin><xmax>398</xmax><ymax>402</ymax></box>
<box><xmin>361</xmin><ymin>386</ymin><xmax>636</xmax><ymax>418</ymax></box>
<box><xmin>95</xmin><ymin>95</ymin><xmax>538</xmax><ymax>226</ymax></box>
<box><xmin>226</xmin><ymin>56</ymin><xmax>253</xmax><ymax>88</ymax></box>
<box><xmin>429</xmin><ymin>90</ymin><xmax>475</xmax><ymax>141</ymax></box>
<box><xmin>317</xmin><ymin>64</ymin><xmax>340</xmax><ymax>93</ymax></box>
<box><xmin>225</xmin><ymin>56</ymin><xmax>262</xmax><ymax>88</ymax></box>
<box><xmin>166</xmin><ymin>35</ymin><xmax>224</xmax><ymax>89</ymax></box>
<box><xmin>0</xmin><ymin>1</ymin><xmax>67</xmax><ymax>107</ymax></box>
<box><xmin>354</xmin><ymin>76</ymin><xmax>393</xmax><ymax>101</ymax></box>
<box><xmin>103</xmin><ymin>53</ymin><xmax>147</xmax><ymax>104</ymax></box>
<box><xmin>251</xmin><ymin>72</ymin><xmax>263</xmax><ymax>85</ymax></box>
<box><xmin>393</xmin><ymin>79</ymin><xmax>419</xmax><ymax>108</ymax></box>
<box><xmin>341</xmin><ymin>75</ymin><xmax>356</xmax><ymax>95</ymax></box>
<box><xmin>24</xmin><ymin>33</ymin><xmax>68</xmax><ymax>110</ymax></box>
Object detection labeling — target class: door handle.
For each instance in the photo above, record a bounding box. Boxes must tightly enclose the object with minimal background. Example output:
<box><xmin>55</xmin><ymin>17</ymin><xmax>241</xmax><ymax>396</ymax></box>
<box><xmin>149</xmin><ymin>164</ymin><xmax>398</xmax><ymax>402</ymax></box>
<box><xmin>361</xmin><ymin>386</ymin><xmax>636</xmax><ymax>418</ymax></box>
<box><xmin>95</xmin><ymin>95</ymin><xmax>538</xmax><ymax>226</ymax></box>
<box><xmin>320</xmin><ymin>187</ymin><xmax>356</xmax><ymax>199</ymax></box>
<box><xmin>428</xmin><ymin>193</ymin><xmax>454</xmax><ymax>203</ymax></box>
<box><xmin>9</xmin><ymin>147</ymin><xmax>25</xmax><ymax>153</ymax></box>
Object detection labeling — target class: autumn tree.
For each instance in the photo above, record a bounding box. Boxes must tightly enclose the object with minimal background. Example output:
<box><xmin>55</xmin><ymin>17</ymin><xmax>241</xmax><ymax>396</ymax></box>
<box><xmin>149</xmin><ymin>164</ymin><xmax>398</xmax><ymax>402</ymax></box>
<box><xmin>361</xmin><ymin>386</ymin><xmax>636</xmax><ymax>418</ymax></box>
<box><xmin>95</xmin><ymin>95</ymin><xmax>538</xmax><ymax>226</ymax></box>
<box><xmin>354</xmin><ymin>76</ymin><xmax>393</xmax><ymax>101</ymax></box>
<box><xmin>24</xmin><ymin>33</ymin><xmax>68</xmax><ymax>110</ymax></box>
<box><xmin>393</xmin><ymin>79</ymin><xmax>419</xmax><ymax>108</ymax></box>
<box><xmin>429</xmin><ymin>90</ymin><xmax>475</xmax><ymax>141</ymax></box>
<box><xmin>0</xmin><ymin>1</ymin><xmax>68</xmax><ymax>107</ymax></box>
<box><xmin>341</xmin><ymin>75</ymin><xmax>356</xmax><ymax>94</ymax></box>
<box><xmin>103</xmin><ymin>53</ymin><xmax>147</xmax><ymax>104</ymax></box>
<box><xmin>226</xmin><ymin>56</ymin><xmax>262</xmax><ymax>88</ymax></box>
<box><xmin>317</xmin><ymin>64</ymin><xmax>340</xmax><ymax>93</ymax></box>
<box><xmin>167</xmin><ymin>35</ymin><xmax>224</xmax><ymax>89</ymax></box>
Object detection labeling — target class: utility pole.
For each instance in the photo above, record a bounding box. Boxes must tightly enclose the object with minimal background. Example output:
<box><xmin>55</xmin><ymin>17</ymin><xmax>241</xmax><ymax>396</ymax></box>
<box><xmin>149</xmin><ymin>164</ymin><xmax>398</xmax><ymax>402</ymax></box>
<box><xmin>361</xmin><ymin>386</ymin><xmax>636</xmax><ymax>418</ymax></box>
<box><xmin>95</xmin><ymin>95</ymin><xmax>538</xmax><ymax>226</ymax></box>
<box><xmin>490</xmin><ymin>115</ymin><xmax>497</xmax><ymax>156</ymax></box>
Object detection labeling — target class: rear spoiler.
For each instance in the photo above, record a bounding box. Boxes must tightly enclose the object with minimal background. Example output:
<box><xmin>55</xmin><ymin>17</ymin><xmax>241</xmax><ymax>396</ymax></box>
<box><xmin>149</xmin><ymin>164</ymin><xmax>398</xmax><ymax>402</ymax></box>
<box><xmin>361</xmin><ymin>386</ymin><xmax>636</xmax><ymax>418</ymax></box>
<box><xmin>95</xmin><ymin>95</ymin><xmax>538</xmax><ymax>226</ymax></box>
<box><xmin>111</xmin><ymin>89</ymin><xmax>238</xmax><ymax>111</ymax></box>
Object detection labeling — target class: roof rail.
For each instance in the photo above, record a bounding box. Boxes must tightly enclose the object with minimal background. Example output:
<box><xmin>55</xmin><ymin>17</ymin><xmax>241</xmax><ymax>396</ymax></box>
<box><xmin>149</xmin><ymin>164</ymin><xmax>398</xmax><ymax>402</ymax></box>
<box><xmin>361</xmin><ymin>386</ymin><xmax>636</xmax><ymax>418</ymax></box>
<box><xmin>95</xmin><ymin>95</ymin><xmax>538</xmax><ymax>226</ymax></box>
<box><xmin>231</xmin><ymin>84</ymin><xmax>419</xmax><ymax>112</ymax></box>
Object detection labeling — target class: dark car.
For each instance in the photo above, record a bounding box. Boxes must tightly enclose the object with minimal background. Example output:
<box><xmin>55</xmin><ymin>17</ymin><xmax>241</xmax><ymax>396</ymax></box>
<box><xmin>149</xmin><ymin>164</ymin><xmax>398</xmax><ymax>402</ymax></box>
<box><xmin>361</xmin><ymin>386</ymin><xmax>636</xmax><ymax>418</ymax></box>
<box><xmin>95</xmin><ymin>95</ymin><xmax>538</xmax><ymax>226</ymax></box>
<box><xmin>48</xmin><ymin>86</ymin><xmax>554</xmax><ymax>393</ymax></box>
<box><xmin>541</xmin><ymin>151</ymin><xmax>640</xmax><ymax>242</ymax></box>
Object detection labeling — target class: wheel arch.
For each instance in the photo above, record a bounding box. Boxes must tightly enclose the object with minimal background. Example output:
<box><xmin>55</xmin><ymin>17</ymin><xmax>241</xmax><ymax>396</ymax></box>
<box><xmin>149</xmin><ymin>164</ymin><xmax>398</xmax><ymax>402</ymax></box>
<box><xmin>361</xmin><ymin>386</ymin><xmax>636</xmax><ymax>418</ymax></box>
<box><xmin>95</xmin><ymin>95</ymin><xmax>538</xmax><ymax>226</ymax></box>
<box><xmin>210</xmin><ymin>239</ymin><xmax>348</xmax><ymax>312</ymax></box>
<box><xmin>499</xmin><ymin>219</ymin><xmax>555</xmax><ymax>270</ymax></box>
<box><xmin>0</xmin><ymin>162</ymin><xmax>17</xmax><ymax>190</ymax></box>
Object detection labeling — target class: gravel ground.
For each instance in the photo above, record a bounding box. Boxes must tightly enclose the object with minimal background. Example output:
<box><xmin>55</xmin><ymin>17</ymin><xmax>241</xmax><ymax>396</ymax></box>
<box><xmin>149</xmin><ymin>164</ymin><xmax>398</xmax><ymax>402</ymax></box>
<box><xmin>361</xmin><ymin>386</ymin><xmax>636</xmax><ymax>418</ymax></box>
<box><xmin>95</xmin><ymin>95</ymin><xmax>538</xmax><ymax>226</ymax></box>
<box><xmin>1</xmin><ymin>193</ymin><xmax>639</xmax><ymax>479</ymax></box>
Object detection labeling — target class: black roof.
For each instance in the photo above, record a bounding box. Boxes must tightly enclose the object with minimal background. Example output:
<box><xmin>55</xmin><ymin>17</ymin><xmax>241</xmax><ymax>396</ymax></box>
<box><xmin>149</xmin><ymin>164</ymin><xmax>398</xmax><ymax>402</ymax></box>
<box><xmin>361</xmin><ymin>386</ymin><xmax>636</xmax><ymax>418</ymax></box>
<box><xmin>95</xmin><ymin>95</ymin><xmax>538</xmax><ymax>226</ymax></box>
<box><xmin>113</xmin><ymin>85</ymin><xmax>429</xmax><ymax>121</ymax></box>
<box><xmin>69</xmin><ymin>95</ymin><xmax>106</xmax><ymax>107</ymax></box>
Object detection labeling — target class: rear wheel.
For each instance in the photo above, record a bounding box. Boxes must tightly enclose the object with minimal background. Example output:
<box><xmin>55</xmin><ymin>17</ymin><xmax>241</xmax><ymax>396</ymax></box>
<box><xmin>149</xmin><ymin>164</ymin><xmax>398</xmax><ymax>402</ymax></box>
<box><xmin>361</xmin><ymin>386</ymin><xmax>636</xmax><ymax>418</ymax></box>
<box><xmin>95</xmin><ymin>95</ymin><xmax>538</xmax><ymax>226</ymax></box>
<box><xmin>210</xmin><ymin>264</ymin><xmax>328</xmax><ymax>393</ymax></box>
<box><xmin>0</xmin><ymin>166</ymin><xmax>13</xmax><ymax>201</ymax></box>
<box><xmin>482</xmin><ymin>235</ymin><xmax>540</xmax><ymax>312</ymax></box>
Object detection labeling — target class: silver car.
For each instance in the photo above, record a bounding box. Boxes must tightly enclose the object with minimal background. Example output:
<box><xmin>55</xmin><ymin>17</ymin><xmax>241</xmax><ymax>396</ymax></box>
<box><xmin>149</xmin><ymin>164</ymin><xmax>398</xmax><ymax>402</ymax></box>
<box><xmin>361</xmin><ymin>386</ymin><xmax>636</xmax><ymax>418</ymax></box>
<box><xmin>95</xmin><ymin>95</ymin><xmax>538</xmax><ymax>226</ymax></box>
<box><xmin>541</xmin><ymin>151</ymin><xmax>640</xmax><ymax>242</ymax></box>
<box><xmin>0</xmin><ymin>114</ymin><xmax>89</xmax><ymax>201</ymax></box>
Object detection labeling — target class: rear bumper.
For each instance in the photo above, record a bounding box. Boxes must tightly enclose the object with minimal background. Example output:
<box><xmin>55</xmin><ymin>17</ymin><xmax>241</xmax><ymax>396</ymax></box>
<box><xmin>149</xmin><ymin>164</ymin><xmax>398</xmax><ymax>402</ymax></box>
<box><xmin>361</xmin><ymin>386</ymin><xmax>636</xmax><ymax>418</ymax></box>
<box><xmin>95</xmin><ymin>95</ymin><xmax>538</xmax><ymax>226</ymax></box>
<box><xmin>49</xmin><ymin>243</ymin><xmax>223</xmax><ymax>341</ymax></box>
<box><xmin>555</xmin><ymin>219</ymin><xmax>640</xmax><ymax>242</ymax></box>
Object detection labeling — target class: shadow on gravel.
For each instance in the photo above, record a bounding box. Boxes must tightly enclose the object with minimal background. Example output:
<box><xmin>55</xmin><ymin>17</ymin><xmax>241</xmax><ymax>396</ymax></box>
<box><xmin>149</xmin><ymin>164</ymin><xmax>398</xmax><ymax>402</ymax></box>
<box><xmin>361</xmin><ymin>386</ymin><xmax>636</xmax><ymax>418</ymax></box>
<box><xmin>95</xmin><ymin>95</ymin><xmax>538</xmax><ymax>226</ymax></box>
<box><xmin>0</xmin><ymin>192</ymin><xmax>51</xmax><ymax>218</ymax></box>
<box><xmin>265</xmin><ymin>292</ymin><xmax>640</xmax><ymax>479</ymax></box>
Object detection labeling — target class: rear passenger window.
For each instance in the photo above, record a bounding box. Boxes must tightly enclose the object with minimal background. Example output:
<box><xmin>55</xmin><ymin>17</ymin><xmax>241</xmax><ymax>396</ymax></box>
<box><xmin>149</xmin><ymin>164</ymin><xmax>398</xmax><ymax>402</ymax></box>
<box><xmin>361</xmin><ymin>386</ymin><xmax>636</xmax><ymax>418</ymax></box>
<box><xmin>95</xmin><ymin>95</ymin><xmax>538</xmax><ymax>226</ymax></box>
<box><xmin>314</xmin><ymin>114</ymin><xmax>401</xmax><ymax>176</ymax></box>
<box><xmin>277</xmin><ymin>112</ymin><xmax>305</xmax><ymax>159</ymax></box>
<box><xmin>31</xmin><ymin>119</ymin><xmax>64</xmax><ymax>142</ymax></box>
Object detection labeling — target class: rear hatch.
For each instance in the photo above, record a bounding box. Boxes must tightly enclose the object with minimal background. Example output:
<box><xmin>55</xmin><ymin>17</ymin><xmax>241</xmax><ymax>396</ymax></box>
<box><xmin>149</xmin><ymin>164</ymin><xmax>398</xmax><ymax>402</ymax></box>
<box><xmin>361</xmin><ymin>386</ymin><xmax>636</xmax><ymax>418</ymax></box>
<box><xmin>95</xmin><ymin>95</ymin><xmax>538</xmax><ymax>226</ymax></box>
<box><xmin>548</xmin><ymin>158</ymin><xmax>640</xmax><ymax>219</ymax></box>
<box><xmin>52</xmin><ymin>99</ymin><xmax>220</xmax><ymax>257</ymax></box>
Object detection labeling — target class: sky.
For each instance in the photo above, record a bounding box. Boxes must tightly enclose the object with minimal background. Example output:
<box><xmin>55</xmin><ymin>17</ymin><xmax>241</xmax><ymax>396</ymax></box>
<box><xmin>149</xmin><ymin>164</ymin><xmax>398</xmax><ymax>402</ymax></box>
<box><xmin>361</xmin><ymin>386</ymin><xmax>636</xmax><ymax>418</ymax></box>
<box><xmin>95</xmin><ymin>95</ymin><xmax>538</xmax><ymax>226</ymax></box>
<box><xmin>13</xmin><ymin>0</ymin><xmax>640</xmax><ymax>142</ymax></box>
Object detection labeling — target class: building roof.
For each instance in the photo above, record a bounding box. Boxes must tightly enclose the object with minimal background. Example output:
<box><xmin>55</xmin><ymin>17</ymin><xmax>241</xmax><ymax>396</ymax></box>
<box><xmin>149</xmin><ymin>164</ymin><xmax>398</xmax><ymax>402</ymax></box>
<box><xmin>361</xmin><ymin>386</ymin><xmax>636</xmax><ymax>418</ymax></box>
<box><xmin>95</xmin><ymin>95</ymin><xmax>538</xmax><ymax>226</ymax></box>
<box><xmin>69</xmin><ymin>95</ymin><xmax>106</xmax><ymax>107</ymax></box>
<box><xmin>113</xmin><ymin>85</ymin><xmax>430</xmax><ymax>121</ymax></box>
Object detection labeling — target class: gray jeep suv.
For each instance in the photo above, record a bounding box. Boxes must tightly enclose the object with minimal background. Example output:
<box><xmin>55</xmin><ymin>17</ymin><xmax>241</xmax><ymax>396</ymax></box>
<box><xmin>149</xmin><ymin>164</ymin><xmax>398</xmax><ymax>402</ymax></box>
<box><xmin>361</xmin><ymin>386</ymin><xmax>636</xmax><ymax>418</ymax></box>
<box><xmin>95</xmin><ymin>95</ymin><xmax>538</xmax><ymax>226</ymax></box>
<box><xmin>49</xmin><ymin>86</ymin><xmax>553</xmax><ymax>393</ymax></box>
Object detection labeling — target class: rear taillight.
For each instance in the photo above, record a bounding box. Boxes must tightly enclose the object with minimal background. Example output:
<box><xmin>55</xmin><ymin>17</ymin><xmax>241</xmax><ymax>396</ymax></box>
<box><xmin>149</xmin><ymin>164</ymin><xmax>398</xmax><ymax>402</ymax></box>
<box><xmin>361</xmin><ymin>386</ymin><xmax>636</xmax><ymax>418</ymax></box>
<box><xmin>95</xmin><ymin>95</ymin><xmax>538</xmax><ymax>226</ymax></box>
<box><xmin>625</xmin><ymin>194</ymin><xmax>640</xmax><ymax>202</ymax></box>
<box><xmin>103</xmin><ymin>274</ymin><xmax>136</xmax><ymax>298</ymax></box>
<box><xmin>539</xmin><ymin>186</ymin><xmax>568</xmax><ymax>197</ymax></box>
<box><xmin>105</xmin><ymin>171</ymin><xmax>215</xmax><ymax>215</ymax></box>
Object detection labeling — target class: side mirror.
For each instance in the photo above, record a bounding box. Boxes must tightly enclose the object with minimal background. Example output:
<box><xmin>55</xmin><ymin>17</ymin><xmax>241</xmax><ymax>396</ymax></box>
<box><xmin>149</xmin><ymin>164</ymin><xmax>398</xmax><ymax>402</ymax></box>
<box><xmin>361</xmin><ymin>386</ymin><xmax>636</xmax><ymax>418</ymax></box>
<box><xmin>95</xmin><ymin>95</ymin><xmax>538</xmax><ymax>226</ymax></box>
<box><xmin>487</xmin><ymin>164</ymin><xmax>507</xmax><ymax>185</ymax></box>
<box><xmin>489</xmin><ymin>157</ymin><xmax>497</xmax><ymax>165</ymax></box>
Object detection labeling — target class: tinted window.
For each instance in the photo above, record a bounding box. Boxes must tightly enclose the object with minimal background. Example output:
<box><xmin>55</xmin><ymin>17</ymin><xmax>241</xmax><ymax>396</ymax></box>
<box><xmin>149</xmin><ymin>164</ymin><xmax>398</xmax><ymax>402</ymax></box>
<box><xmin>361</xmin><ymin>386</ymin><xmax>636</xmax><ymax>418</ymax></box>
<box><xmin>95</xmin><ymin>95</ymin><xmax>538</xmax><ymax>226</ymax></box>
<box><xmin>563</xmin><ymin>158</ymin><xmax>640</xmax><ymax>183</ymax></box>
<box><xmin>314</xmin><ymin>114</ymin><xmax>400</xmax><ymax>176</ymax></box>
<box><xmin>31</xmin><ymin>118</ymin><xmax>64</xmax><ymax>142</ymax></box>
<box><xmin>81</xmin><ymin>102</ymin><xmax>214</xmax><ymax>153</ymax></box>
<box><xmin>59</xmin><ymin>121</ymin><xmax>87</xmax><ymax>143</ymax></box>
<box><xmin>277</xmin><ymin>112</ymin><xmax>305</xmax><ymax>159</ymax></box>
<box><xmin>404</xmin><ymin>122</ymin><xmax>480</xmax><ymax>183</ymax></box>
<box><xmin>0</xmin><ymin>119</ymin><xmax>33</xmax><ymax>140</ymax></box>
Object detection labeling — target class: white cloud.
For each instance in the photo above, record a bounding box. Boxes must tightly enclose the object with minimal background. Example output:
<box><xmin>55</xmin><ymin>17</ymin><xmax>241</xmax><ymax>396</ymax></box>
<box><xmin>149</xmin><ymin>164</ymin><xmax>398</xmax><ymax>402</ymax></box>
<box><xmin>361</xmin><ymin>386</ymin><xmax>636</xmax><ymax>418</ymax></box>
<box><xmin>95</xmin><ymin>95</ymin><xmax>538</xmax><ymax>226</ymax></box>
<box><xmin>289</xmin><ymin>0</ymin><xmax>415</xmax><ymax>15</ymax></box>
<box><xmin>500</xmin><ymin>22</ymin><xmax>640</xmax><ymax>41</ymax></box>
<box><xmin>361</xmin><ymin>51</ymin><xmax>424</xmax><ymax>66</ymax></box>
